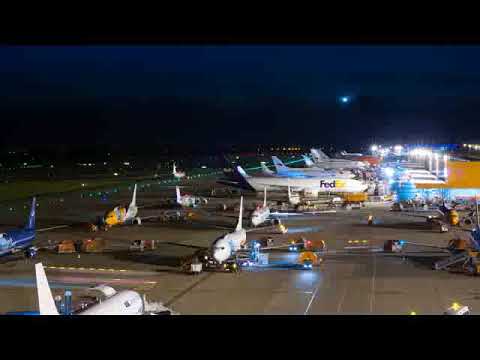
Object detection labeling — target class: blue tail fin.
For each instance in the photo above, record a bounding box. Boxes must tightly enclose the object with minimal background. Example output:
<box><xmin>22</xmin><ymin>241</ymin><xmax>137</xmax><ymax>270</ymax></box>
<box><xmin>26</xmin><ymin>197</ymin><xmax>36</xmax><ymax>230</ymax></box>
<box><xmin>302</xmin><ymin>154</ymin><xmax>314</xmax><ymax>167</ymax></box>
<box><xmin>271</xmin><ymin>156</ymin><xmax>290</xmax><ymax>174</ymax></box>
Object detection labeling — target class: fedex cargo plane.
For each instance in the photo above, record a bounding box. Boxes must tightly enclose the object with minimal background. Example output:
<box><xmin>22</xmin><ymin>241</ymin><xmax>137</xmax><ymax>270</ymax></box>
<box><xmin>226</xmin><ymin>166</ymin><xmax>368</xmax><ymax>194</ymax></box>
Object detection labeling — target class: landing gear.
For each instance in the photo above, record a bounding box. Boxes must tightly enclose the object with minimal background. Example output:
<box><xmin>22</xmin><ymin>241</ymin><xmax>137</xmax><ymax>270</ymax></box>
<box><xmin>24</xmin><ymin>247</ymin><xmax>37</xmax><ymax>258</ymax></box>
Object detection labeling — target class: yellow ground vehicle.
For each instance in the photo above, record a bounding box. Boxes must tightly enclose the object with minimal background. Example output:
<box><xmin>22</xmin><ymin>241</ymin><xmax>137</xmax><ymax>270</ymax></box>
<box><xmin>448</xmin><ymin>210</ymin><xmax>459</xmax><ymax>226</ymax></box>
<box><xmin>343</xmin><ymin>193</ymin><xmax>368</xmax><ymax>203</ymax></box>
<box><xmin>298</xmin><ymin>251</ymin><xmax>320</xmax><ymax>268</ymax></box>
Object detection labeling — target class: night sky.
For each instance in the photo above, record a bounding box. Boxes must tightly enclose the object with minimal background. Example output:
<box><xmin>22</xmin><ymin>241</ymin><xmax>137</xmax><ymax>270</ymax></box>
<box><xmin>2</xmin><ymin>46</ymin><xmax>480</xmax><ymax>148</ymax></box>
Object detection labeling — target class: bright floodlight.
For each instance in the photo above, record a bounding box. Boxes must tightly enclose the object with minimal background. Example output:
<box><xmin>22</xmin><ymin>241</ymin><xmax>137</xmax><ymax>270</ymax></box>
<box><xmin>384</xmin><ymin>167</ymin><xmax>395</xmax><ymax>178</ymax></box>
<box><xmin>371</xmin><ymin>145</ymin><xmax>378</xmax><ymax>152</ymax></box>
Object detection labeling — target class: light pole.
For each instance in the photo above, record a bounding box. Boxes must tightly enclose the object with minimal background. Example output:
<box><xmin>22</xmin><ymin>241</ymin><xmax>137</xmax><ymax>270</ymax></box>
<box><xmin>443</xmin><ymin>154</ymin><xmax>448</xmax><ymax>179</ymax></box>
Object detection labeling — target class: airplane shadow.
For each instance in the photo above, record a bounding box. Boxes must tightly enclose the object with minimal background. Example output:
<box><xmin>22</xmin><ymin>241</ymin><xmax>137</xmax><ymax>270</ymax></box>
<box><xmin>111</xmin><ymin>250</ymin><xmax>183</xmax><ymax>267</ymax></box>
<box><xmin>403</xmin><ymin>254</ymin><xmax>447</xmax><ymax>270</ymax></box>
<box><xmin>162</xmin><ymin>242</ymin><xmax>205</xmax><ymax>249</ymax></box>
<box><xmin>0</xmin><ymin>254</ymin><xmax>25</xmax><ymax>265</ymax></box>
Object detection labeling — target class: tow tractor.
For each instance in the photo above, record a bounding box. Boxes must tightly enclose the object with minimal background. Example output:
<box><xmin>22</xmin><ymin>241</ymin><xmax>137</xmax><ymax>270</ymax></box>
<box><xmin>238</xmin><ymin>240</ymin><xmax>318</xmax><ymax>270</ymax></box>
<box><xmin>182</xmin><ymin>249</ymin><xmax>240</xmax><ymax>273</ymax></box>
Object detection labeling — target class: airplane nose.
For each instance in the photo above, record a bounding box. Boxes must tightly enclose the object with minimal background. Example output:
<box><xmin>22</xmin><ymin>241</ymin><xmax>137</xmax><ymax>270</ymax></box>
<box><xmin>213</xmin><ymin>249</ymin><xmax>225</xmax><ymax>263</ymax></box>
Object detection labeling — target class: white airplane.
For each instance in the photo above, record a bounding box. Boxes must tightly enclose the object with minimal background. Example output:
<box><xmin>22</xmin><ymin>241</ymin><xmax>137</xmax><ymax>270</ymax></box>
<box><xmin>35</xmin><ymin>263</ymin><xmax>174</xmax><ymax>315</ymax></box>
<box><xmin>212</xmin><ymin>196</ymin><xmax>247</xmax><ymax>263</ymax></box>
<box><xmin>340</xmin><ymin>150</ymin><xmax>363</xmax><ymax>157</ymax></box>
<box><xmin>251</xmin><ymin>187</ymin><xmax>270</xmax><ymax>227</ymax></box>
<box><xmin>103</xmin><ymin>184</ymin><xmax>141</xmax><ymax>228</ymax></box>
<box><xmin>176</xmin><ymin>186</ymin><xmax>207</xmax><ymax>207</ymax></box>
<box><xmin>172</xmin><ymin>163</ymin><xmax>186</xmax><ymax>179</ymax></box>
<box><xmin>302</xmin><ymin>154</ymin><xmax>316</xmax><ymax>168</ymax></box>
<box><xmin>272</xmin><ymin>156</ymin><xmax>355</xmax><ymax>179</ymax></box>
<box><xmin>260</xmin><ymin>162</ymin><xmax>276</xmax><ymax>176</ymax></box>
<box><xmin>233</xmin><ymin>165</ymin><xmax>368</xmax><ymax>195</ymax></box>
<box><xmin>310</xmin><ymin>149</ymin><xmax>366</xmax><ymax>169</ymax></box>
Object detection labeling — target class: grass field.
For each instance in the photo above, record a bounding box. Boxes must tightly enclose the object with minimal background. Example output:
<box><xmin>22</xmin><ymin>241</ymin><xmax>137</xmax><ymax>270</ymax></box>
<box><xmin>0</xmin><ymin>178</ymin><xmax>145</xmax><ymax>203</ymax></box>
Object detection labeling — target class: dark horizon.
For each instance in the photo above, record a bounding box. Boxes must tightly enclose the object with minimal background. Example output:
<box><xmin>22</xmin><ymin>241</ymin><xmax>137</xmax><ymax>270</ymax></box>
<box><xmin>2</xmin><ymin>46</ymin><xmax>480</xmax><ymax>148</ymax></box>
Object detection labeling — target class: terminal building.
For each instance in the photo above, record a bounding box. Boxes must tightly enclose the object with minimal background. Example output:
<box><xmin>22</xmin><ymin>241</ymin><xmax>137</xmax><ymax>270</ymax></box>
<box><xmin>390</xmin><ymin>160</ymin><xmax>480</xmax><ymax>202</ymax></box>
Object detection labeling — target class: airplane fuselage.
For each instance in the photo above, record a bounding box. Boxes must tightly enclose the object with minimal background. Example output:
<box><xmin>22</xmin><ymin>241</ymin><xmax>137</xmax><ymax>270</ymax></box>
<box><xmin>311</xmin><ymin>160</ymin><xmax>365</xmax><ymax>170</ymax></box>
<box><xmin>0</xmin><ymin>229</ymin><xmax>35</xmax><ymax>256</ymax></box>
<box><xmin>244</xmin><ymin>176</ymin><xmax>368</xmax><ymax>193</ymax></box>
<box><xmin>212</xmin><ymin>229</ymin><xmax>247</xmax><ymax>263</ymax></box>
<box><xmin>251</xmin><ymin>206</ymin><xmax>270</xmax><ymax>227</ymax></box>
<box><xmin>277</xmin><ymin>168</ymin><xmax>355</xmax><ymax>179</ymax></box>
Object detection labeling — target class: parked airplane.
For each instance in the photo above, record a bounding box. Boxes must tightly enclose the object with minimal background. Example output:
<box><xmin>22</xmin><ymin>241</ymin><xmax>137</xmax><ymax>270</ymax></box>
<box><xmin>0</xmin><ymin>197</ymin><xmax>37</xmax><ymax>258</ymax></box>
<box><xmin>251</xmin><ymin>187</ymin><xmax>270</xmax><ymax>227</ymax></box>
<box><xmin>173</xmin><ymin>163</ymin><xmax>186</xmax><ymax>179</ymax></box>
<box><xmin>340</xmin><ymin>150</ymin><xmax>363</xmax><ymax>157</ymax></box>
<box><xmin>302</xmin><ymin>154</ymin><xmax>315</xmax><ymax>168</ymax></box>
<box><xmin>176</xmin><ymin>186</ymin><xmax>207</xmax><ymax>207</ymax></box>
<box><xmin>35</xmin><ymin>263</ymin><xmax>175</xmax><ymax>315</ymax></box>
<box><xmin>261</xmin><ymin>160</ymin><xmax>315</xmax><ymax>178</ymax></box>
<box><xmin>338</xmin><ymin>151</ymin><xmax>381</xmax><ymax>167</ymax></box>
<box><xmin>229</xmin><ymin>165</ymin><xmax>368</xmax><ymax>195</ymax></box>
<box><xmin>103</xmin><ymin>184</ymin><xmax>141</xmax><ymax>228</ymax></box>
<box><xmin>272</xmin><ymin>156</ymin><xmax>355</xmax><ymax>179</ymax></box>
<box><xmin>212</xmin><ymin>196</ymin><xmax>247</xmax><ymax>263</ymax></box>
<box><xmin>310</xmin><ymin>149</ymin><xmax>366</xmax><ymax>169</ymax></box>
<box><xmin>260</xmin><ymin>162</ymin><xmax>276</xmax><ymax>176</ymax></box>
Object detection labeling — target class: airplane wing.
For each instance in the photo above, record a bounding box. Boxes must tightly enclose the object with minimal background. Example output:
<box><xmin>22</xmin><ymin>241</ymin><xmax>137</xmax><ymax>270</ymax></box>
<box><xmin>269</xmin><ymin>212</ymin><xmax>305</xmax><ymax>217</ymax></box>
<box><xmin>37</xmin><ymin>225</ymin><xmax>70</xmax><ymax>232</ymax></box>
<box><xmin>398</xmin><ymin>212</ymin><xmax>440</xmax><ymax>219</ymax></box>
<box><xmin>269</xmin><ymin>210</ymin><xmax>336</xmax><ymax>217</ymax></box>
<box><xmin>35</xmin><ymin>263</ymin><xmax>59</xmax><ymax>315</ymax></box>
<box><xmin>302</xmin><ymin>210</ymin><xmax>337</xmax><ymax>215</ymax></box>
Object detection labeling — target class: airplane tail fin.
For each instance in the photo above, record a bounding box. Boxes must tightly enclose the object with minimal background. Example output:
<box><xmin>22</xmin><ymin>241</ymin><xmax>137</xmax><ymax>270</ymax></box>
<box><xmin>311</xmin><ymin>148</ymin><xmax>330</xmax><ymax>161</ymax></box>
<box><xmin>236</xmin><ymin>165</ymin><xmax>250</xmax><ymax>178</ymax></box>
<box><xmin>263</xmin><ymin>187</ymin><xmax>267</xmax><ymax>207</ymax></box>
<box><xmin>302</xmin><ymin>154</ymin><xmax>314</xmax><ymax>167</ymax></box>
<box><xmin>235</xmin><ymin>196</ymin><xmax>243</xmax><ymax>231</ymax></box>
<box><xmin>272</xmin><ymin>156</ymin><xmax>289</xmax><ymax>173</ymax></box>
<box><xmin>260</xmin><ymin>162</ymin><xmax>275</xmax><ymax>175</ymax></box>
<box><xmin>129</xmin><ymin>184</ymin><xmax>137</xmax><ymax>208</ymax></box>
<box><xmin>224</xmin><ymin>166</ymin><xmax>255</xmax><ymax>191</ymax></box>
<box><xmin>35</xmin><ymin>263</ymin><xmax>59</xmax><ymax>315</ymax></box>
<box><xmin>176</xmin><ymin>186</ymin><xmax>181</xmax><ymax>203</ymax></box>
<box><xmin>26</xmin><ymin>197</ymin><xmax>36</xmax><ymax>230</ymax></box>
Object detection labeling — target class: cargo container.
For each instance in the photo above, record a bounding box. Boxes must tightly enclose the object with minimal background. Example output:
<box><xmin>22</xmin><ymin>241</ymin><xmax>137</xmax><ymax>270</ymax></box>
<box><xmin>343</xmin><ymin>193</ymin><xmax>368</xmax><ymax>203</ymax></box>
<box><xmin>80</xmin><ymin>238</ymin><xmax>107</xmax><ymax>253</ymax></box>
<box><xmin>56</xmin><ymin>240</ymin><xmax>77</xmax><ymax>254</ymax></box>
